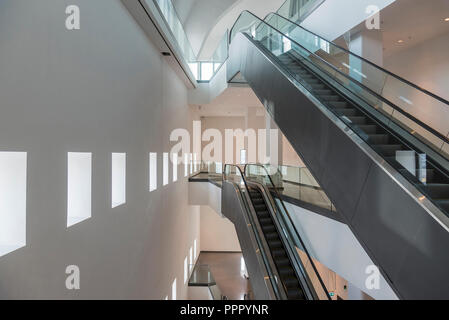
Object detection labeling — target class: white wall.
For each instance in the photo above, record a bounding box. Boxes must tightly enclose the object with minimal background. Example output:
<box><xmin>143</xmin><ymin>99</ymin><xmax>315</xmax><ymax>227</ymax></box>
<box><xmin>0</xmin><ymin>0</ymin><xmax>200</xmax><ymax>299</ymax></box>
<box><xmin>385</xmin><ymin>31</ymin><xmax>449</xmax><ymax>101</ymax></box>
<box><xmin>200</xmin><ymin>206</ymin><xmax>241</xmax><ymax>252</ymax></box>
<box><xmin>188</xmin><ymin>182</ymin><xmax>241</xmax><ymax>252</ymax></box>
<box><xmin>282</xmin><ymin>135</ymin><xmax>305</xmax><ymax>167</ymax></box>
<box><xmin>301</xmin><ymin>0</ymin><xmax>397</xmax><ymax>41</ymax></box>
<box><xmin>201</xmin><ymin>116</ymin><xmax>246</xmax><ymax>164</ymax></box>
<box><xmin>383</xmin><ymin>32</ymin><xmax>449</xmax><ymax>143</ymax></box>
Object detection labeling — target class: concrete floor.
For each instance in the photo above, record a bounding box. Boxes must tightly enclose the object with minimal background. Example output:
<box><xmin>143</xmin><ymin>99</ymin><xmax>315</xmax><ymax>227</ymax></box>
<box><xmin>196</xmin><ymin>252</ymin><xmax>252</xmax><ymax>300</ymax></box>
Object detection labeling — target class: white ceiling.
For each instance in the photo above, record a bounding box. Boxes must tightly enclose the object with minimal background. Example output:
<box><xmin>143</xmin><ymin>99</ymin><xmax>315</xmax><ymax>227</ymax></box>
<box><xmin>380</xmin><ymin>0</ymin><xmax>449</xmax><ymax>57</ymax></box>
<box><xmin>172</xmin><ymin>0</ymin><xmax>238</xmax><ymax>56</ymax></box>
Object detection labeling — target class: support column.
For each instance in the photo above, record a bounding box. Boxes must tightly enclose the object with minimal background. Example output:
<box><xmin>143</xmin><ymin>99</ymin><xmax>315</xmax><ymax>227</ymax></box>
<box><xmin>348</xmin><ymin>29</ymin><xmax>385</xmax><ymax>93</ymax></box>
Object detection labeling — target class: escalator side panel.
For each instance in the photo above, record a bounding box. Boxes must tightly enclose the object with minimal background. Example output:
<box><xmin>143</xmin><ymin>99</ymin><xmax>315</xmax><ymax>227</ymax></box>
<box><xmin>228</xmin><ymin>32</ymin><xmax>449</xmax><ymax>299</ymax></box>
<box><xmin>354</xmin><ymin>164</ymin><xmax>449</xmax><ymax>299</ymax></box>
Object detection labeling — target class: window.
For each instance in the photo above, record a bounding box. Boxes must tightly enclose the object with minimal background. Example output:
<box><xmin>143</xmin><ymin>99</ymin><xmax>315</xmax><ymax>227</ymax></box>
<box><xmin>188</xmin><ymin>63</ymin><xmax>198</xmax><ymax>79</ymax></box>
<box><xmin>240</xmin><ymin>149</ymin><xmax>247</xmax><ymax>165</ymax></box>
<box><xmin>149</xmin><ymin>153</ymin><xmax>157</xmax><ymax>192</ymax></box>
<box><xmin>200</xmin><ymin>62</ymin><xmax>214</xmax><ymax>81</ymax></box>
<box><xmin>194</xmin><ymin>239</ymin><xmax>197</xmax><ymax>260</ymax></box>
<box><xmin>184</xmin><ymin>257</ymin><xmax>188</xmax><ymax>284</ymax></box>
<box><xmin>172</xmin><ymin>154</ymin><xmax>178</xmax><ymax>182</ymax></box>
<box><xmin>163</xmin><ymin>152</ymin><xmax>169</xmax><ymax>186</ymax></box>
<box><xmin>193</xmin><ymin>153</ymin><xmax>198</xmax><ymax>173</ymax></box>
<box><xmin>215</xmin><ymin>162</ymin><xmax>223</xmax><ymax>174</ymax></box>
<box><xmin>111</xmin><ymin>153</ymin><xmax>126</xmax><ymax>208</ymax></box>
<box><xmin>67</xmin><ymin>152</ymin><xmax>92</xmax><ymax>227</ymax></box>
<box><xmin>184</xmin><ymin>153</ymin><xmax>189</xmax><ymax>177</ymax></box>
<box><xmin>172</xmin><ymin>278</ymin><xmax>177</xmax><ymax>300</ymax></box>
<box><xmin>0</xmin><ymin>152</ymin><xmax>27</xmax><ymax>257</ymax></box>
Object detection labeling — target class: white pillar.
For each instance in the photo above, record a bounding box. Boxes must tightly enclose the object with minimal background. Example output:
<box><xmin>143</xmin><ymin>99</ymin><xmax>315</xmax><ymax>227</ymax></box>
<box><xmin>349</xmin><ymin>30</ymin><xmax>385</xmax><ymax>93</ymax></box>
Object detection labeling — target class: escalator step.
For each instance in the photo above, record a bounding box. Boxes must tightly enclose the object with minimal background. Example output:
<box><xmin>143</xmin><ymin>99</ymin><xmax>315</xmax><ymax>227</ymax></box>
<box><xmin>259</xmin><ymin>217</ymin><xmax>272</xmax><ymax>226</ymax></box>
<box><xmin>278</xmin><ymin>267</ymin><xmax>295</xmax><ymax>277</ymax></box>
<box><xmin>368</xmin><ymin>134</ymin><xmax>390</xmax><ymax>144</ymax></box>
<box><xmin>303</xmin><ymin>78</ymin><xmax>320</xmax><ymax>84</ymax></box>
<box><xmin>268</xmin><ymin>239</ymin><xmax>283</xmax><ymax>249</ymax></box>
<box><xmin>357</xmin><ymin>124</ymin><xmax>378</xmax><ymax>134</ymax></box>
<box><xmin>421</xmin><ymin>184</ymin><xmax>449</xmax><ymax>199</ymax></box>
<box><xmin>276</xmin><ymin>257</ymin><xmax>290</xmax><ymax>267</ymax></box>
<box><xmin>399</xmin><ymin>168</ymin><xmax>438</xmax><ymax>183</ymax></box>
<box><xmin>347</xmin><ymin>116</ymin><xmax>368</xmax><ymax>125</ymax></box>
<box><xmin>334</xmin><ymin>108</ymin><xmax>357</xmax><ymax>117</ymax></box>
<box><xmin>310</xmin><ymin>84</ymin><xmax>326</xmax><ymax>90</ymax></box>
<box><xmin>300</xmin><ymin>75</ymin><xmax>317</xmax><ymax>81</ymax></box>
<box><xmin>287</xmin><ymin>289</ymin><xmax>305</xmax><ymax>300</ymax></box>
<box><xmin>374</xmin><ymin>144</ymin><xmax>405</xmax><ymax>157</ymax></box>
<box><xmin>256</xmin><ymin>211</ymin><xmax>270</xmax><ymax>219</ymax></box>
<box><xmin>265</xmin><ymin>232</ymin><xmax>278</xmax><ymax>240</ymax></box>
<box><xmin>262</xmin><ymin>225</ymin><xmax>276</xmax><ymax>233</ymax></box>
<box><xmin>252</xmin><ymin>198</ymin><xmax>264</xmax><ymax>205</ymax></box>
<box><xmin>314</xmin><ymin>89</ymin><xmax>333</xmax><ymax>95</ymax></box>
<box><xmin>254</xmin><ymin>204</ymin><xmax>266</xmax><ymax>211</ymax></box>
<box><xmin>283</xmin><ymin>276</ymin><xmax>300</xmax><ymax>288</ymax></box>
<box><xmin>328</xmin><ymin>101</ymin><xmax>349</xmax><ymax>108</ymax></box>
<box><xmin>383</xmin><ymin>157</ymin><xmax>406</xmax><ymax>170</ymax></box>
<box><xmin>278</xmin><ymin>56</ymin><xmax>293</xmax><ymax>63</ymax></box>
<box><xmin>272</xmin><ymin>248</ymin><xmax>286</xmax><ymax>257</ymax></box>
<box><xmin>289</xmin><ymin>66</ymin><xmax>307</xmax><ymax>74</ymax></box>
<box><xmin>320</xmin><ymin>95</ymin><xmax>341</xmax><ymax>102</ymax></box>
<box><xmin>436</xmin><ymin>200</ymin><xmax>449</xmax><ymax>213</ymax></box>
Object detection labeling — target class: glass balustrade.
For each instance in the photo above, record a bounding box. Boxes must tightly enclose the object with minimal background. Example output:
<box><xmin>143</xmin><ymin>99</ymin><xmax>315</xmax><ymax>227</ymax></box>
<box><xmin>277</xmin><ymin>0</ymin><xmax>325</xmax><ymax>22</ymax></box>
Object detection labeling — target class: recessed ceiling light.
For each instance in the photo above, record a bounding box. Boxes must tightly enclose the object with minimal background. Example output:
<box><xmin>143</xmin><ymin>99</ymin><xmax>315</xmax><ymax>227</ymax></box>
<box><xmin>397</xmin><ymin>40</ymin><xmax>404</xmax><ymax>43</ymax></box>
<box><xmin>445</xmin><ymin>17</ymin><xmax>449</xmax><ymax>22</ymax></box>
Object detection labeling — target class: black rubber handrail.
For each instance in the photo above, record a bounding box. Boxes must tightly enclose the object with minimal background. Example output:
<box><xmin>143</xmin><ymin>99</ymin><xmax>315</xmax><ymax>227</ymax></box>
<box><xmin>244</xmin><ymin>163</ymin><xmax>331</xmax><ymax>301</ymax></box>
<box><xmin>229</xmin><ymin>10</ymin><xmax>449</xmax><ymax>145</ymax></box>
<box><xmin>269</xmin><ymin>12</ymin><xmax>449</xmax><ymax>107</ymax></box>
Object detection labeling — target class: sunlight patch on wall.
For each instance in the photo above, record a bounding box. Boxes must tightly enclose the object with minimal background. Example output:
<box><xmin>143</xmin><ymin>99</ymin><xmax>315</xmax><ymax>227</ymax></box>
<box><xmin>67</xmin><ymin>152</ymin><xmax>92</xmax><ymax>227</ymax></box>
<box><xmin>0</xmin><ymin>152</ymin><xmax>27</xmax><ymax>257</ymax></box>
<box><xmin>111</xmin><ymin>153</ymin><xmax>126</xmax><ymax>208</ymax></box>
<box><xmin>149</xmin><ymin>153</ymin><xmax>157</xmax><ymax>192</ymax></box>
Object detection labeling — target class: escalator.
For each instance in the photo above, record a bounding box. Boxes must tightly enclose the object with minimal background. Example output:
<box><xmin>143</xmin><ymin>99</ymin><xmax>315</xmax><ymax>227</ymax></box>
<box><xmin>247</xmin><ymin>187</ymin><xmax>304</xmax><ymax>299</ymax></box>
<box><xmin>222</xmin><ymin>164</ymin><xmax>330</xmax><ymax>300</ymax></box>
<box><xmin>277</xmin><ymin>51</ymin><xmax>449</xmax><ymax>212</ymax></box>
<box><xmin>227</xmin><ymin>11</ymin><xmax>449</xmax><ymax>299</ymax></box>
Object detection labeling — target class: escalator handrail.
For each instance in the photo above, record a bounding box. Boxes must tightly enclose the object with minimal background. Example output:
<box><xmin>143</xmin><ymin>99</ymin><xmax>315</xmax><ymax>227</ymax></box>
<box><xmin>269</xmin><ymin>12</ymin><xmax>449</xmax><ymax>107</ymax></box>
<box><xmin>229</xmin><ymin>10</ymin><xmax>449</xmax><ymax>145</ymax></box>
<box><xmin>244</xmin><ymin>163</ymin><xmax>331</xmax><ymax>300</ymax></box>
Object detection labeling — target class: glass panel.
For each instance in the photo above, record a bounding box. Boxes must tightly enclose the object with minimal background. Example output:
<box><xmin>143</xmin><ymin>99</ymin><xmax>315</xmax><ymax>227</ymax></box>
<box><xmin>188</xmin><ymin>264</ymin><xmax>216</xmax><ymax>286</ymax></box>
<box><xmin>277</xmin><ymin>0</ymin><xmax>324</xmax><ymax>22</ymax></box>
<box><xmin>152</xmin><ymin>0</ymin><xmax>197</xmax><ymax>65</ymax></box>
<box><xmin>277</xmin><ymin>165</ymin><xmax>335</xmax><ymax>212</ymax></box>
